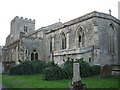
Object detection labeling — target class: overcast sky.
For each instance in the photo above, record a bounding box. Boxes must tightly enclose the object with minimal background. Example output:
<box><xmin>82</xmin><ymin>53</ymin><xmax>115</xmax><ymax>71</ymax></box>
<box><xmin>0</xmin><ymin>0</ymin><xmax>119</xmax><ymax>46</ymax></box>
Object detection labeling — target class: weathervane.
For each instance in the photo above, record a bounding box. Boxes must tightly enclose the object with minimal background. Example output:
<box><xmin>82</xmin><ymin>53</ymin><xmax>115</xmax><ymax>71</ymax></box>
<box><xmin>59</xmin><ymin>18</ymin><xmax>61</xmax><ymax>22</ymax></box>
<box><xmin>109</xmin><ymin>9</ymin><xmax>111</xmax><ymax>15</ymax></box>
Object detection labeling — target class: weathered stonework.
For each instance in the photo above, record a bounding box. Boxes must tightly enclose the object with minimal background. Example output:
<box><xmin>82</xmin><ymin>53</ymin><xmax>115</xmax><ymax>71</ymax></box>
<box><xmin>2</xmin><ymin>11</ymin><xmax>120</xmax><ymax>72</ymax></box>
<box><xmin>73</xmin><ymin>63</ymin><xmax>81</xmax><ymax>82</ymax></box>
<box><xmin>0</xmin><ymin>46</ymin><xmax>3</xmax><ymax>63</ymax></box>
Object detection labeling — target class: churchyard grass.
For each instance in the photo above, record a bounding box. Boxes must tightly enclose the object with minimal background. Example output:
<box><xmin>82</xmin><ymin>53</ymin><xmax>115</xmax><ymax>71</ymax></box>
<box><xmin>0</xmin><ymin>74</ymin><xmax>2</xmax><ymax>84</ymax></box>
<box><xmin>2</xmin><ymin>74</ymin><xmax>71</xmax><ymax>88</ymax></box>
<box><xmin>2</xmin><ymin>74</ymin><xmax>119</xmax><ymax>88</ymax></box>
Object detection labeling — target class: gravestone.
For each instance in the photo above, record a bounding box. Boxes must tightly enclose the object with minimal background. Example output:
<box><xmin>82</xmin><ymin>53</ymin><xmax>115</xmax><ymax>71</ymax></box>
<box><xmin>69</xmin><ymin>63</ymin><xmax>86</xmax><ymax>90</ymax></box>
<box><xmin>99</xmin><ymin>64</ymin><xmax>112</xmax><ymax>79</ymax></box>
<box><xmin>112</xmin><ymin>64</ymin><xmax>120</xmax><ymax>76</ymax></box>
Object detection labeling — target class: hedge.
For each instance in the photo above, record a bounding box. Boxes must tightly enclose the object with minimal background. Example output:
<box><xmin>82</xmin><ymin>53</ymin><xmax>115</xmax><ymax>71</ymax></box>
<box><xmin>43</xmin><ymin>66</ymin><xmax>67</xmax><ymax>80</ymax></box>
<box><xmin>9</xmin><ymin>58</ymin><xmax>101</xmax><ymax>80</ymax></box>
<box><xmin>91</xmin><ymin>65</ymin><xmax>101</xmax><ymax>75</ymax></box>
<box><xmin>9</xmin><ymin>60</ymin><xmax>47</xmax><ymax>75</ymax></box>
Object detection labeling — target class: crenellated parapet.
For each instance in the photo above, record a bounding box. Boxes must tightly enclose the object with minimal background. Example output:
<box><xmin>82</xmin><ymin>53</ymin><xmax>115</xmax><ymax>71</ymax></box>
<box><xmin>13</xmin><ymin>16</ymin><xmax>35</xmax><ymax>24</ymax></box>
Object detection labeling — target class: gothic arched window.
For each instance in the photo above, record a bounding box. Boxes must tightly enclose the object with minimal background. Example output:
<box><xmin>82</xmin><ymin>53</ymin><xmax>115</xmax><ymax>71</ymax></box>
<box><xmin>35</xmin><ymin>53</ymin><xmax>38</xmax><ymax>60</ymax></box>
<box><xmin>61</xmin><ymin>32</ymin><xmax>66</xmax><ymax>49</ymax></box>
<box><xmin>31</xmin><ymin>52</ymin><xmax>34</xmax><ymax>61</ymax></box>
<box><xmin>50</xmin><ymin>37</ymin><xmax>52</xmax><ymax>52</ymax></box>
<box><xmin>82</xmin><ymin>33</ymin><xmax>85</xmax><ymax>47</ymax></box>
<box><xmin>78</xmin><ymin>34</ymin><xmax>82</xmax><ymax>43</ymax></box>
<box><xmin>108</xmin><ymin>24</ymin><xmax>115</xmax><ymax>54</ymax></box>
<box><xmin>31</xmin><ymin>49</ymin><xmax>38</xmax><ymax>61</ymax></box>
<box><xmin>77</xmin><ymin>27</ymin><xmax>85</xmax><ymax>47</ymax></box>
<box><xmin>25</xmin><ymin>49</ymin><xmax>28</xmax><ymax>55</ymax></box>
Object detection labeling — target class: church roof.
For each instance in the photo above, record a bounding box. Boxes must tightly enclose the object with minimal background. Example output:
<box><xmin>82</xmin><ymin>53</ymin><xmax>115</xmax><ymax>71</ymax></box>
<box><xmin>45</xmin><ymin>11</ymin><xmax>120</xmax><ymax>34</ymax></box>
<box><xmin>44</xmin><ymin>22</ymin><xmax>62</xmax><ymax>30</ymax></box>
<box><xmin>64</xmin><ymin>11</ymin><xmax>120</xmax><ymax>26</ymax></box>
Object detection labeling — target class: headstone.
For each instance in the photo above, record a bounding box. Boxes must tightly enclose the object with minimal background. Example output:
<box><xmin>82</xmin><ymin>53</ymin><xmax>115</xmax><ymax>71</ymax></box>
<box><xmin>99</xmin><ymin>64</ymin><xmax>112</xmax><ymax>79</ymax></box>
<box><xmin>112</xmin><ymin>64</ymin><xmax>120</xmax><ymax>76</ymax></box>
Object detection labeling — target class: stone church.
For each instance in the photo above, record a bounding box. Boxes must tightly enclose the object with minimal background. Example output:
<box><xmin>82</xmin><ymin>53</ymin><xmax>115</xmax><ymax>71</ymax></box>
<box><xmin>2</xmin><ymin>11</ymin><xmax>120</xmax><ymax>72</ymax></box>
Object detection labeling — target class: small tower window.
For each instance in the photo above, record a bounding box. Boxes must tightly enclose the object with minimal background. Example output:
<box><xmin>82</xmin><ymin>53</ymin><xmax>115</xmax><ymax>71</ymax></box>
<box><xmin>25</xmin><ymin>49</ymin><xmax>28</xmax><ymax>55</ymax></box>
<box><xmin>89</xmin><ymin>57</ymin><xmax>92</xmax><ymax>62</ymax></box>
<box><xmin>24</xmin><ymin>25</ymin><xmax>28</xmax><ymax>32</ymax></box>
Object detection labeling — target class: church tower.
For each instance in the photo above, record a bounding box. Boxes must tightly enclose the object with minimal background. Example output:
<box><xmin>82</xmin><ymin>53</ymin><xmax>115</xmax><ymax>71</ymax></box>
<box><xmin>10</xmin><ymin>16</ymin><xmax>35</xmax><ymax>42</ymax></box>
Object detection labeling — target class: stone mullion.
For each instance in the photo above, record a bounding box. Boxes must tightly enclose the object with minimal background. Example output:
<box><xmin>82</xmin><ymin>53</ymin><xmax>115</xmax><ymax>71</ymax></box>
<box><xmin>66</xmin><ymin>33</ymin><xmax>69</xmax><ymax>49</ymax></box>
<box><xmin>18</xmin><ymin>40</ymin><xmax>24</xmax><ymax>61</ymax></box>
<box><xmin>52</xmin><ymin>36</ymin><xmax>54</xmax><ymax>51</ymax></box>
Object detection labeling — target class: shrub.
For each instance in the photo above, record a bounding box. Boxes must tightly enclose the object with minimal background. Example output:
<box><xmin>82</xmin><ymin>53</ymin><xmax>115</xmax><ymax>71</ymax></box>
<box><xmin>75</xmin><ymin>58</ymin><xmax>93</xmax><ymax>77</ymax></box>
<box><xmin>43</xmin><ymin>58</ymin><xmax>101</xmax><ymax>80</ymax></box>
<box><xmin>9</xmin><ymin>60</ymin><xmax>47</xmax><ymax>75</ymax></box>
<box><xmin>9</xmin><ymin>60</ymin><xmax>34</xmax><ymax>75</ymax></box>
<box><xmin>9</xmin><ymin>65</ymin><xmax>21</xmax><ymax>75</ymax></box>
<box><xmin>62</xmin><ymin>64</ymin><xmax>73</xmax><ymax>79</ymax></box>
<box><xmin>32</xmin><ymin>60</ymin><xmax>47</xmax><ymax>74</ymax></box>
<box><xmin>62</xmin><ymin>58</ymin><xmax>73</xmax><ymax>79</ymax></box>
<box><xmin>9</xmin><ymin>58</ymin><xmax>101</xmax><ymax>79</ymax></box>
<box><xmin>47</xmin><ymin>61</ymin><xmax>57</xmax><ymax>67</ymax></box>
<box><xmin>43</xmin><ymin>66</ymin><xmax>67</xmax><ymax>80</ymax></box>
<box><xmin>91</xmin><ymin>65</ymin><xmax>101</xmax><ymax>75</ymax></box>
<box><xmin>62</xmin><ymin>58</ymin><xmax>93</xmax><ymax>78</ymax></box>
<box><xmin>20</xmin><ymin>60</ymin><xmax>34</xmax><ymax>75</ymax></box>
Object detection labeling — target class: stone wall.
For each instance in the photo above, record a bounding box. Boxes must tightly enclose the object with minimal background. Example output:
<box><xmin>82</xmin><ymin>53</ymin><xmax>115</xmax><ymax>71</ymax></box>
<box><xmin>97</xmin><ymin>17</ymin><xmax>119</xmax><ymax>65</ymax></box>
<box><xmin>117</xmin><ymin>21</ymin><xmax>120</xmax><ymax>65</ymax></box>
<box><xmin>44</xmin><ymin>14</ymin><xmax>98</xmax><ymax>65</ymax></box>
<box><xmin>22</xmin><ymin>37</ymin><xmax>44</xmax><ymax>61</ymax></box>
<box><xmin>53</xmin><ymin>48</ymin><xmax>93</xmax><ymax>65</ymax></box>
<box><xmin>0</xmin><ymin>46</ymin><xmax>3</xmax><ymax>63</ymax></box>
<box><xmin>44</xmin><ymin>11</ymin><xmax>120</xmax><ymax>66</ymax></box>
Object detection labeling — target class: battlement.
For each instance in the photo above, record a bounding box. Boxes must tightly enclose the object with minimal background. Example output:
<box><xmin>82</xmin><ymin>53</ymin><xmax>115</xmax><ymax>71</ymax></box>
<box><xmin>13</xmin><ymin>16</ymin><xmax>35</xmax><ymax>24</ymax></box>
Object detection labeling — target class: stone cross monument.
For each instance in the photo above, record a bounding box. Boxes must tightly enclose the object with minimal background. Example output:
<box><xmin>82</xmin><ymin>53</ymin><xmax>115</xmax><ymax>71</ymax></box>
<box><xmin>73</xmin><ymin>63</ymin><xmax>81</xmax><ymax>82</ymax></box>
<box><xmin>69</xmin><ymin>63</ymin><xmax>86</xmax><ymax>90</ymax></box>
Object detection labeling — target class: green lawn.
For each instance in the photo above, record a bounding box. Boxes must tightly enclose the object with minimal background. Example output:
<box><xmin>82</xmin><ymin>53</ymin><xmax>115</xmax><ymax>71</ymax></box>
<box><xmin>0</xmin><ymin>74</ymin><xmax>2</xmax><ymax>84</ymax></box>
<box><xmin>2</xmin><ymin>74</ymin><xmax>119</xmax><ymax>88</ymax></box>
